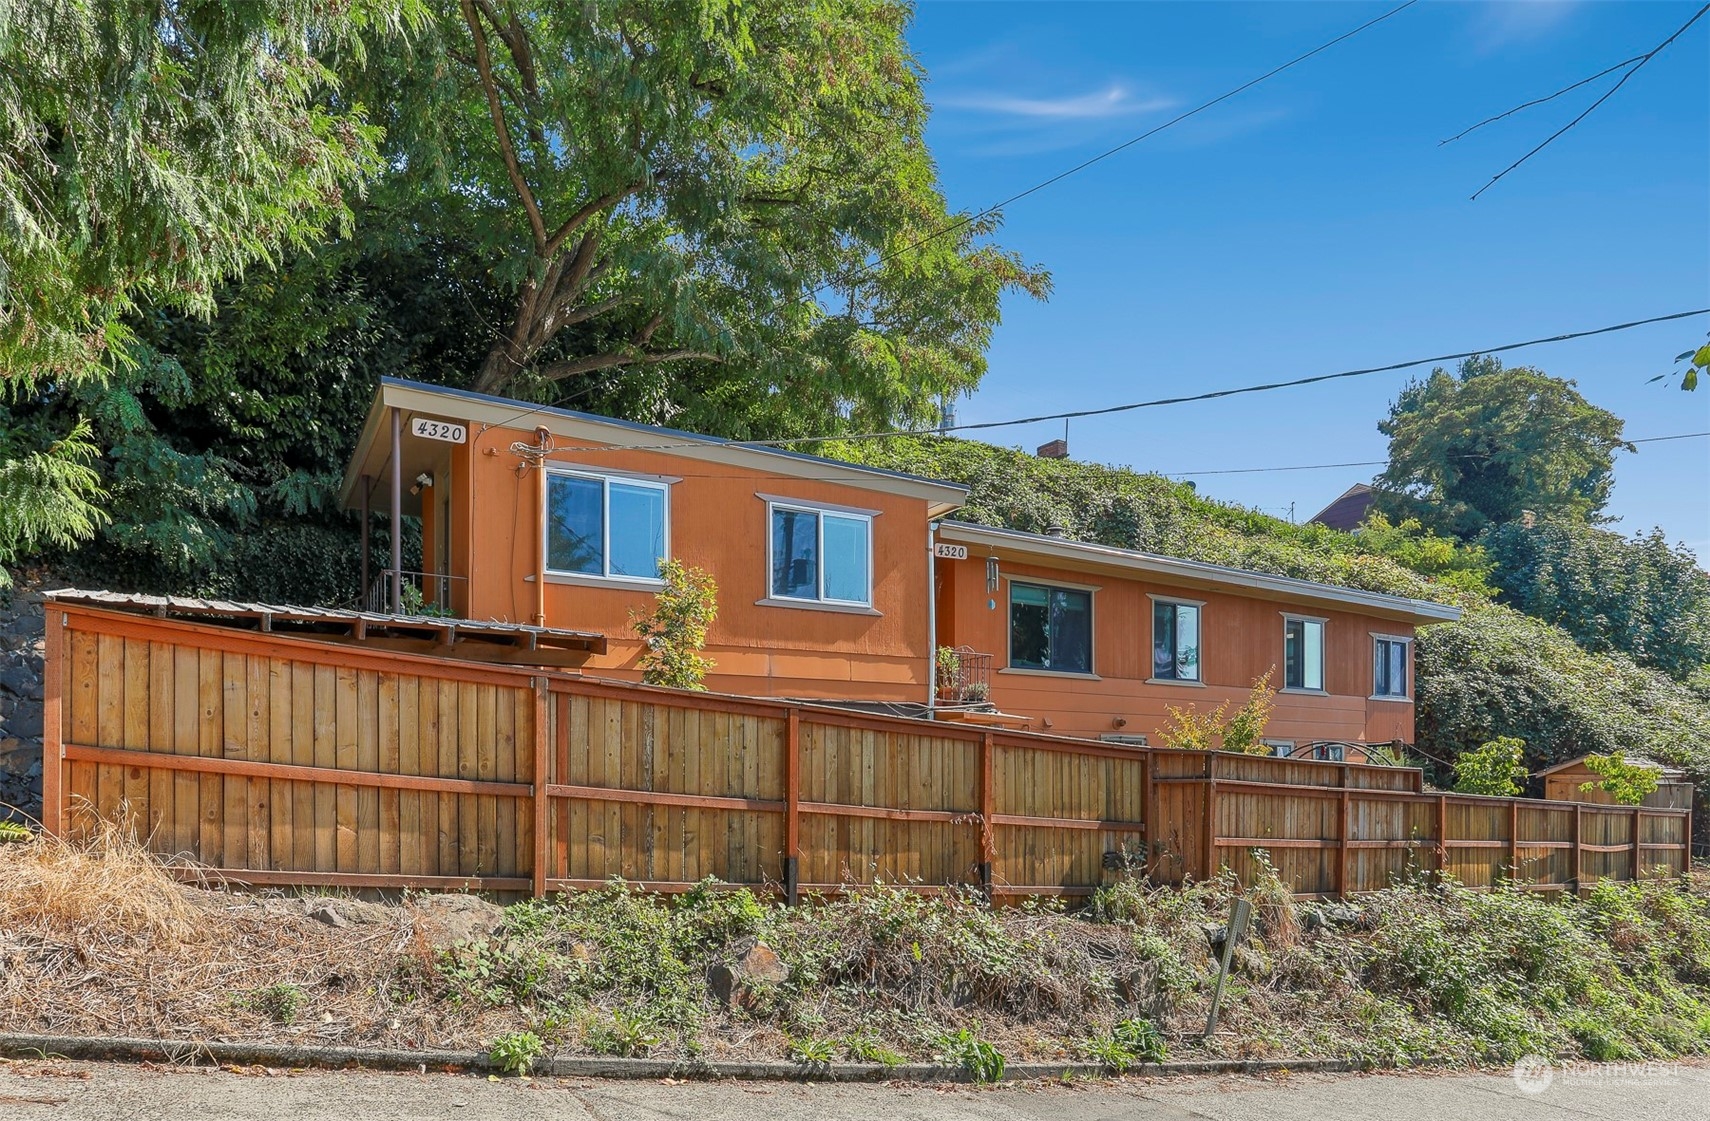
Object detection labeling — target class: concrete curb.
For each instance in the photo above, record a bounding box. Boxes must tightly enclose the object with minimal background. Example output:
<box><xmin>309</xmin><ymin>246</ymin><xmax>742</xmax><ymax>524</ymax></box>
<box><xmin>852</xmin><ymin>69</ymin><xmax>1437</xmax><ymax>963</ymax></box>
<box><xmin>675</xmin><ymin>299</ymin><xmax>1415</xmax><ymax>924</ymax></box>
<box><xmin>0</xmin><ymin>1032</ymin><xmax>1373</xmax><ymax>1083</ymax></box>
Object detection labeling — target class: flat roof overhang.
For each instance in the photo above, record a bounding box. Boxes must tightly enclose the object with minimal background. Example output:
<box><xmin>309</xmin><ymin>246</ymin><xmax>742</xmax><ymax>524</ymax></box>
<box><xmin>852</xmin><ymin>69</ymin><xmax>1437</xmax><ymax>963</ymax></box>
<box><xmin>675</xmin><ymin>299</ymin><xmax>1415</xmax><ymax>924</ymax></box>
<box><xmin>937</xmin><ymin>521</ymin><xmax>1463</xmax><ymax>626</ymax></box>
<box><xmin>339</xmin><ymin>378</ymin><xmax>970</xmax><ymax>519</ymax></box>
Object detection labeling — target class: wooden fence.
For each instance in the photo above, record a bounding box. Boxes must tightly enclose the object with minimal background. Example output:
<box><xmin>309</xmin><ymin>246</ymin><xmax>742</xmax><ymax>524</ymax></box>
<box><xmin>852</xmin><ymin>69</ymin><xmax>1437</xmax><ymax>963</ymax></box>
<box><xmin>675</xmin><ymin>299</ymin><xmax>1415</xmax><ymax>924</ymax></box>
<box><xmin>42</xmin><ymin>603</ymin><xmax>1691</xmax><ymax>899</ymax></box>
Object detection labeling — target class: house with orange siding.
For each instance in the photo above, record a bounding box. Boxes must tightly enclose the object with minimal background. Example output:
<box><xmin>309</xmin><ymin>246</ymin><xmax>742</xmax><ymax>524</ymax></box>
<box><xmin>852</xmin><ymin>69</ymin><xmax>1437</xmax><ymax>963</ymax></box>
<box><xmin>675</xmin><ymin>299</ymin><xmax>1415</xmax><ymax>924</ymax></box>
<box><xmin>339</xmin><ymin>378</ymin><xmax>1459</xmax><ymax>752</ymax></box>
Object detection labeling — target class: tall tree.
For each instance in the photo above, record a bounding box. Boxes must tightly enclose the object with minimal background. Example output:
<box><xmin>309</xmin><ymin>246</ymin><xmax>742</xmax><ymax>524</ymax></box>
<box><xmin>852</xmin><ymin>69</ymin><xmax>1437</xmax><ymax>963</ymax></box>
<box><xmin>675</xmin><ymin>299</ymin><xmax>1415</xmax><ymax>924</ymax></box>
<box><xmin>1372</xmin><ymin>356</ymin><xmax>1631</xmax><ymax>540</ymax></box>
<box><xmin>0</xmin><ymin>0</ymin><xmax>406</xmax><ymax>583</ymax></box>
<box><xmin>352</xmin><ymin>0</ymin><xmax>1047</xmax><ymax>433</ymax></box>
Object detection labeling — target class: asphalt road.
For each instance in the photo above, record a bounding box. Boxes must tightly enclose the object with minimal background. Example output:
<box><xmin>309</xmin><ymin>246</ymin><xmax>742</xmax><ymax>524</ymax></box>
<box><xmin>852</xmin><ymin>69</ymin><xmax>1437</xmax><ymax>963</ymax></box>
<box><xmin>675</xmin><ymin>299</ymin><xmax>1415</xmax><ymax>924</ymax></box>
<box><xmin>1</xmin><ymin>1059</ymin><xmax>1706</xmax><ymax>1120</ymax></box>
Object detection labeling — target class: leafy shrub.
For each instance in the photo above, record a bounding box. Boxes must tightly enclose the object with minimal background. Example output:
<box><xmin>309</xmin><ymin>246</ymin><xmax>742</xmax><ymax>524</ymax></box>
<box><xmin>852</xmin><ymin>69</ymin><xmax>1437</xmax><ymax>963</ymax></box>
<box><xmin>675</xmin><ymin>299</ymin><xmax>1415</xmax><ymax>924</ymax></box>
<box><xmin>582</xmin><ymin>1009</ymin><xmax>662</xmax><ymax>1057</ymax></box>
<box><xmin>844</xmin><ymin>1033</ymin><xmax>905</xmax><ymax>1066</ymax></box>
<box><xmin>1452</xmin><ymin>737</ymin><xmax>1528</xmax><ymax>797</ymax></box>
<box><xmin>240</xmin><ymin>982</ymin><xmax>306</xmax><ymax>1024</ymax></box>
<box><xmin>489</xmin><ymin>1030</ymin><xmax>544</xmax><ymax>1075</ymax></box>
<box><xmin>1578</xmin><ymin>754</ymin><xmax>1661</xmax><ymax>805</ymax></box>
<box><xmin>1157</xmin><ymin>671</ymin><xmax>1275</xmax><ymax>754</ymax></box>
<box><xmin>1080</xmin><ymin>1017</ymin><xmax>1167</xmax><ymax>1071</ymax></box>
<box><xmin>786</xmin><ymin>1035</ymin><xmax>836</xmax><ymax>1065</ymax></box>
<box><xmin>935</xmin><ymin>1027</ymin><xmax>1005</xmax><ymax>1082</ymax></box>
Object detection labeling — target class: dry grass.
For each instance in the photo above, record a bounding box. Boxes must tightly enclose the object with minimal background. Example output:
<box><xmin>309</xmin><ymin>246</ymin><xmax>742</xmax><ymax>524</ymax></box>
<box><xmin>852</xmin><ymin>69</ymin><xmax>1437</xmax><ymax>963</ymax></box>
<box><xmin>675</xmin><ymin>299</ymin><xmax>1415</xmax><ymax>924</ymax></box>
<box><xmin>0</xmin><ymin>818</ymin><xmax>198</xmax><ymax>949</ymax></box>
<box><xmin>0</xmin><ymin>824</ymin><xmax>520</xmax><ymax>1050</ymax></box>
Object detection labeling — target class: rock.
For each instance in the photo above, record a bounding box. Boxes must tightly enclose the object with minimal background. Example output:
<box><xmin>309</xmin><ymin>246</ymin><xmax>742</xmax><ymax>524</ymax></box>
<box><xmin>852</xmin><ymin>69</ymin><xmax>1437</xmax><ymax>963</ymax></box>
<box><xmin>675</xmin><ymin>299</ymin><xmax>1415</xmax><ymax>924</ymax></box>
<box><xmin>1116</xmin><ymin>960</ymin><xmax>1175</xmax><ymax>1021</ymax></box>
<box><xmin>8</xmin><ymin>703</ymin><xmax>40</xmax><ymax>740</ymax></box>
<box><xmin>302</xmin><ymin>895</ymin><xmax>393</xmax><ymax>928</ymax></box>
<box><xmin>1301</xmin><ymin>903</ymin><xmax>1365</xmax><ymax>934</ymax></box>
<box><xmin>306</xmin><ymin>902</ymin><xmax>348</xmax><ymax>928</ymax></box>
<box><xmin>708</xmin><ymin>937</ymin><xmax>789</xmax><ymax>1005</ymax></box>
<box><xmin>0</xmin><ymin>664</ymin><xmax>34</xmax><ymax>699</ymax></box>
<box><xmin>411</xmin><ymin>893</ymin><xmax>507</xmax><ymax>949</ymax></box>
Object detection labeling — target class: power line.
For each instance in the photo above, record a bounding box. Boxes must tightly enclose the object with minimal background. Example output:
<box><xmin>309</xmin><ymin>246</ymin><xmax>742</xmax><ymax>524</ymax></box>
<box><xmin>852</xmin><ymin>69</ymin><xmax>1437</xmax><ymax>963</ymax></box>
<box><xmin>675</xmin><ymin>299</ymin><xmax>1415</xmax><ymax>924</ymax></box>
<box><xmin>1161</xmin><ymin>431</ymin><xmax>1710</xmax><ymax>479</ymax></box>
<box><xmin>1469</xmin><ymin>2</ymin><xmax>1710</xmax><ymax>199</ymax></box>
<box><xmin>478</xmin><ymin>1</ymin><xmax>1421</xmax><ymax>437</ymax></box>
<box><xmin>478</xmin><ymin>307</ymin><xmax>1710</xmax><ymax>455</ymax></box>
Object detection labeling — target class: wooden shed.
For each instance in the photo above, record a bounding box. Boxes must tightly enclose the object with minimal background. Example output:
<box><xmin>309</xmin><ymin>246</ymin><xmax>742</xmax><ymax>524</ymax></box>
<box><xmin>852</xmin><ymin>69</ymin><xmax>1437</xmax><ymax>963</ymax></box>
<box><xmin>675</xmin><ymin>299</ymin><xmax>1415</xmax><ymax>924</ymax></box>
<box><xmin>1539</xmin><ymin>754</ymin><xmax>1694</xmax><ymax>812</ymax></box>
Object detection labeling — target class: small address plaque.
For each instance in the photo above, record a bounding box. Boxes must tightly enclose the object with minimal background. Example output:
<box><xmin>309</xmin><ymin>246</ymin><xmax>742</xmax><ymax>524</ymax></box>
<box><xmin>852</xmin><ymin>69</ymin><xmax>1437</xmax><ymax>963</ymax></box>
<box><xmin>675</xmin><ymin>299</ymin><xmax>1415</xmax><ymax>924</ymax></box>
<box><xmin>411</xmin><ymin>418</ymin><xmax>467</xmax><ymax>444</ymax></box>
<box><xmin>933</xmin><ymin>543</ymin><xmax>969</xmax><ymax>560</ymax></box>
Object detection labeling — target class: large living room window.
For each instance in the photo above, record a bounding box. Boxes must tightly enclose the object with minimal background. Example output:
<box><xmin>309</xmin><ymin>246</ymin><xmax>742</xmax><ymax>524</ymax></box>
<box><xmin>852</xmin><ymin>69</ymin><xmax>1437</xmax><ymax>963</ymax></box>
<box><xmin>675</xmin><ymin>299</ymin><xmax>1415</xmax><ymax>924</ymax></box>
<box><xmin>768</xmin><ymin>502</ymin><xmax>872</xmax><ymax>607</ymax></box>
<box><xmin>545</xmin><ymin>470</ymin><xmax>669</xmax><ymax>582</ymax></box>
<box><xmin>1009</xmin><ymin>582</ymin><xmax>1093</xmax><ymax>674</ymax></box>
<box><xmin>1283</xmin><ymin>614</ymin><xmax>1325</xmax><ymax>691</ymax></box>
<box><xmin>1150</xmin><ymin>598</ymin><xmax>1202</xmax><ymax>682</ymax></box>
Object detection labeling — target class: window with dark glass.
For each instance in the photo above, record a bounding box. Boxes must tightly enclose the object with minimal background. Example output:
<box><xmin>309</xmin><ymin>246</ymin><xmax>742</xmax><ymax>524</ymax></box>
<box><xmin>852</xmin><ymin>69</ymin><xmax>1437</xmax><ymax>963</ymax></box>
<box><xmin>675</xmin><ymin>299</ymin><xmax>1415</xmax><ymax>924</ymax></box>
<box><xmin>1151</xmin><ymin>600</ymin><xmax>1201</xmax><ymax>681</ymax></box>
<box><xmin>545</xmin><ymin>472</ymin><xmax>667</xmax><ymax>580</ymax></box>
<box><xmin>1009</xmin><ymin>583</ymin><xmax>1092</xmax><ymax>674</ymax></box>
<box><xmin>769</xmin><ymin>504</ymin><xmax>871</xmax><ymax>606</ymax></box>
<box><xmin>1374</xmin><ymin>637</ymin><xmax>1409</xmax><ymax>697</ymax></box>
<box><xmin>1283</xmin><ymin>617</ymin><xmax>1325</xmax><ymax>691</ymax></box>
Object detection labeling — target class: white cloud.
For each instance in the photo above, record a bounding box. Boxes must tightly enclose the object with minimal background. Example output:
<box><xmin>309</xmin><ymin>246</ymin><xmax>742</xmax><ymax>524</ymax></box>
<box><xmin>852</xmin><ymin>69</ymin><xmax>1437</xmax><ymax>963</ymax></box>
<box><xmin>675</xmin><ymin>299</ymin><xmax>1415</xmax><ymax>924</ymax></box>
<box><xmin>1470</xmin><ymin>0</ymin><xmax>1582</xmax><ymax>52</ymax></box>
<box><xmin>937</xmin><ymin>84</ymin><xmax>1175</xmax><ymax>121</ymax></box>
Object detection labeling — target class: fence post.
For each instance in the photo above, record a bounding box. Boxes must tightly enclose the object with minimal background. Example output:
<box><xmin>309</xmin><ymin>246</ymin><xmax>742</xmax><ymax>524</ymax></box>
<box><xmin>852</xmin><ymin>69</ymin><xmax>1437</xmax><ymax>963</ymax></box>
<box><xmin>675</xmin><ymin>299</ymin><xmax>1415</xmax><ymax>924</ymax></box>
<box><xmin>1631</xmin><ymin>806</ymin><xmax>1643</xmax><ymax>882</ymax></box>
<box><xmin>1139</xmin><ymin>748</ymin><xmax>1154</xmax><ymax>879</ymax></box>
<box><xmin>1508</xmin><ymin>800</ymin><xmax>1519</xmax><ymax>883</ymax></box>
<box><xmin>531</xmin><ymin>677</ymin><xmax>550</xmax><ymax>898</ymax></box>
<box><xmin>41</xmin><ymin>606</ymin><xmax>64</xmax><ymax>837</ymax></box>
<box><xmin>784</xmin><ymin>707</ymin><xmax>800</xmax><ymax>905</ymax></box>
<box><xmin>1338</xmin><ymin>787</ymin><xmax>1351</xmax><ymax>898</ymax></box>
<box><xmin>1435</xmin><ymin>794</ymin><xmax>1448</xmax><ymax>884</ymax></box>
<box><xmin>978</xmin><ymin>731</ymin><xmax>995</xmax><ymax>895</ymax></box>
<box><xmin>1202</xmin><ymin>754</ymin><xmax>1218</xmax><ymax>882</ymax></box>
<box><xmin>1572</xmin><ymin>804</ymin><xmax>1583</xmax><ymax>895</ymax></box>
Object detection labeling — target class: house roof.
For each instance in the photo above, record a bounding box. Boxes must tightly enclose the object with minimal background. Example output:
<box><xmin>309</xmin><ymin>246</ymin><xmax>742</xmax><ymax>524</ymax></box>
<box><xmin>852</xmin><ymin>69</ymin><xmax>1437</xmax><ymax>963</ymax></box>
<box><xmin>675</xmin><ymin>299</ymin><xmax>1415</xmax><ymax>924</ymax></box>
<box><xmin>1537</xmin><ymin>754</ymin><xmax>1689</xmax><ymax>780</ymax></box>
<box><xmin>1308</xmin><ymin>483</ymin><xmax>1376</xmax><ymax>532</ymax></box>
<box><xmin>339</xmin><ymin>378</ymin><xmax>970</xmax><ymax>518</ymax></box>
<box><xmin>936</xmin><ymin>521</ymin><xmax>1463</xmax><ymax>624</ymax></box>
<box><xmin>47</xmin><ymin>589</ymin><xmax>607</xmax><ymax>667</ymax></box>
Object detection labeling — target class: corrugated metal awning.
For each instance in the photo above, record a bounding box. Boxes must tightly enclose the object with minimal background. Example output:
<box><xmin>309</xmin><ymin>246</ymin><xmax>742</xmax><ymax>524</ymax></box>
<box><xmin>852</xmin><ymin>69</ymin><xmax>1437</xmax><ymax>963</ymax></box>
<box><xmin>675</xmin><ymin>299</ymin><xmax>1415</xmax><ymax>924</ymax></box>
<box><xmin>46</xmin><ymin>589</ymin><xmax>606</xmax><ymax>668</ymax></box>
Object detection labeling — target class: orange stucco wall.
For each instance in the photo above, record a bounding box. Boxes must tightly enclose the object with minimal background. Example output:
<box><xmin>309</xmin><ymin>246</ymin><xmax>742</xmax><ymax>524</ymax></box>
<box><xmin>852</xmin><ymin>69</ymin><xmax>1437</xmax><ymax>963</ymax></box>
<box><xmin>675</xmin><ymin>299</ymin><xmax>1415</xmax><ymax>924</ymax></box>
<box><xmin>452</xmin><ymin>425</ymin><xmax>934</xmax><ymax>702</ymax></box>
<box><xmin>934</xmin><ymin>551</ymin><xmax>1418</xmax><ymax>745</ymax></box>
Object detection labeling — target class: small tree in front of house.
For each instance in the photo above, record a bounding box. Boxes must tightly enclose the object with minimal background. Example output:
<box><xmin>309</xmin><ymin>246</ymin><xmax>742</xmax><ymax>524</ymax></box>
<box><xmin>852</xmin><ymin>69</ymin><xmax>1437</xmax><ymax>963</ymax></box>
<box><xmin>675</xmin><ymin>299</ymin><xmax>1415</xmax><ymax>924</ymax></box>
<box><xmin>1453</xmin><ymin>736</ymin><xmax>1528</xmax><ymax>797</ymax></box>
<box><xmin>630</xmin><ymin>561</ymin><xmax>718</xmax><ymax>691</ymax></box>
<box><xmin>1578</xmin><ymin>754</ymin><xmax>1661</xmax><ymax>805</ymax></box>
<box><xmin>1157</xmin><ymin>671</ymin><xmax>1276</xmax><ymax>755</ymax></box>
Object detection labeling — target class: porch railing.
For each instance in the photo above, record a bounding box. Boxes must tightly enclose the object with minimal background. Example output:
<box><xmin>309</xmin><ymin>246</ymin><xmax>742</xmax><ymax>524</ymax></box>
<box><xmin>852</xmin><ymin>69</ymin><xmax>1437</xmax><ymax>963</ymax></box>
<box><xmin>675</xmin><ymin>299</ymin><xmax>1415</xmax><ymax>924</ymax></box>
<box><xmin>364</xmin><ymin>569</ymin><xmax>467</xmax><ymax>617</ymax></box>
<box><xmin>935</xmin><ymin>646</ymin><xmax>994</xmax><ymax>706</ymax></box>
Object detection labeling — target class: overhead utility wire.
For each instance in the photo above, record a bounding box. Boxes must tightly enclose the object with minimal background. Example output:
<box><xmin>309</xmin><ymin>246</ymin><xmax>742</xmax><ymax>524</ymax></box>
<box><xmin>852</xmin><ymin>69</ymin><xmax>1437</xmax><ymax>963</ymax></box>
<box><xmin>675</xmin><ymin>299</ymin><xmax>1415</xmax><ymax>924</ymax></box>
<box><xmin>478</xmin><ymin>0</ymin><xmax>1420</xmax><ymax>438</ymax></box>
<box><xmin>1468</xmin><ymin>2</ymin><xmax>1710</xmax><ymax>199</ymax></box>
<box><xmin>564</xmin><ymin>307</ymin><xmax>1709</xmax><ymax>454</ymax></box>
<box><xmin>1162</xmin><ymin>431</ymin><xmax>1710</xmax><ymax>478</ymax></box>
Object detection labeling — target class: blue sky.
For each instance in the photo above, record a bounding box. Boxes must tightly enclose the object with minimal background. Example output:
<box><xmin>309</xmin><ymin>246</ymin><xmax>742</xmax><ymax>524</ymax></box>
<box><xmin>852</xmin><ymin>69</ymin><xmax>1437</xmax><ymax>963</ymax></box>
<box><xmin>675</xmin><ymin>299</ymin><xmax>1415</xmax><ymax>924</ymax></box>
<box><xmin>905</xmin><ymin>0</ymin><xmax>1710</xmax><ymax>558</ymax></box>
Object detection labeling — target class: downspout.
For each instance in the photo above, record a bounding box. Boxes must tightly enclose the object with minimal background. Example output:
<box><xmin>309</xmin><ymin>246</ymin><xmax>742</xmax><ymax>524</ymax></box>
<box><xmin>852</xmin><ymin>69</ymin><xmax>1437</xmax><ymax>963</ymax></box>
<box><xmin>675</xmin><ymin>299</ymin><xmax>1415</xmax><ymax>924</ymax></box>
<box><xmin>533</xmin><ymin>426</ymin><xmax>549</xmax><ymax>628</ymax></box>
<box><xmin>927</xmin><ymin>521</ymin><xmax>938</xmax><ymax>717</ymax></box>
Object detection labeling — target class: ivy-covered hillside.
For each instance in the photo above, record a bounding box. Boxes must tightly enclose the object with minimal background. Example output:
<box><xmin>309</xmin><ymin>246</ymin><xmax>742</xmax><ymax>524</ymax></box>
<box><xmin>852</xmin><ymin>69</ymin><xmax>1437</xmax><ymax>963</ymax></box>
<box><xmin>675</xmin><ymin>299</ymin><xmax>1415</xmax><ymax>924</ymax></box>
<box><xmin>825</xmin><ymin>436</ymin><xmax>1710</xmax><ymax>780</ymax></box>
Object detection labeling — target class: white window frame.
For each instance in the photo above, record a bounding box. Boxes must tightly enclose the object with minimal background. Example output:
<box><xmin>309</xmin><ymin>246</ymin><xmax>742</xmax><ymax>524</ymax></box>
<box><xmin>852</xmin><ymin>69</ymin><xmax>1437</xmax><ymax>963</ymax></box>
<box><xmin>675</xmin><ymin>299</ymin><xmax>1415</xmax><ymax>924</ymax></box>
<box><xmin>1147</xmin><ymin>594</ymin><xmax>1205</xmax><ymax>686</ymax></box>
<box><xmin>764</xmin><ymin>499</ymin><xmax>874</xmax><ymax>608</ymax></box>
<box><xmin>1003</xmin><ymin>577</ymin><xmax>1098</xmax><ymax>677</ymax></box>
<box><xmin>1371</xmin><ymin>632</ymin><xmax>1413</xmax><ymax>701</ymax></box>
<box><xmin>542</xmin><ymin>467</ymin><xmax>671</xmax><ymax>586</ymax></box>
<box><xmin>1281</xmin><ymin>612</ymin><xmax>1328</xmax><ymax>693</ymax></box>
<box><xmin>1264</xmin><ymin>739</ymin><xmax>1296</xmax><ymax>759</ymax></box>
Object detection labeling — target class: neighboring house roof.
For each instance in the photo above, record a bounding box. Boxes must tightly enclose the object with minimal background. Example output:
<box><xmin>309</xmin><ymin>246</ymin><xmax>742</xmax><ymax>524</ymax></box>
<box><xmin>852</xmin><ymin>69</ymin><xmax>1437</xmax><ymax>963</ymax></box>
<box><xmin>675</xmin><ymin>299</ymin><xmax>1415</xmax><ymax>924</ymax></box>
<box><xmin>1537</xmin><ymin>754</ymin><xmax>1689</xmax><ymax>781</ymax></box>
<box><xmin>340</xmin><ymin>377</ymin><xmax>970</xmax><ymax>518</ymax></box>
<box><xmin>47</xmin><ymin>589</ymin><xmax>606</xmax><ymax>667</ymax></box>
<box><xmin>1308</xmin><ymin>483</ymin><xmax>1376</xmax><ymax>532</ymax></box>
<box><xmin>936</xmin><ymin>520</ymin><xmax>1462</xmax><ymax>625</ymax></box>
